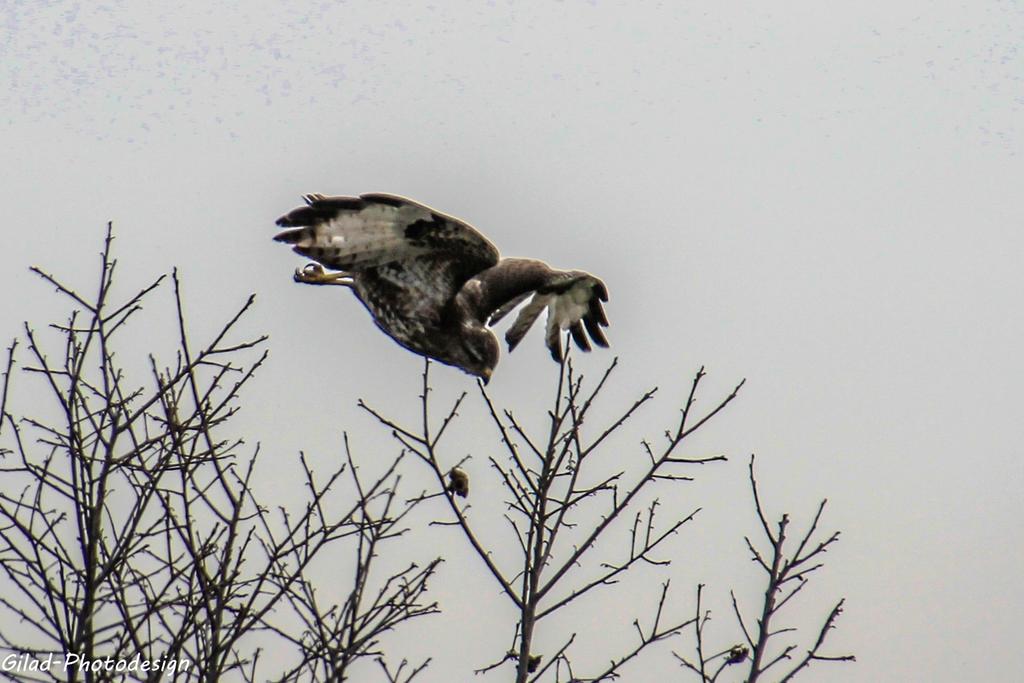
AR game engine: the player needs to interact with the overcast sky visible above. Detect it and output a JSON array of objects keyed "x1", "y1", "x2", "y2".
[{"x1": 2, "y1": 1, "x2": 1022, "y2": 681}]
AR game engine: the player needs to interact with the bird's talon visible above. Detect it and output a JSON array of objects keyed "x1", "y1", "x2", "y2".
[{"x1": 294, "y1": 263, "x2": 326, "y2": 282}]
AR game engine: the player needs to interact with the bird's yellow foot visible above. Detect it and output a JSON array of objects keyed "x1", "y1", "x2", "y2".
[
  {"x1": 294, "y1": 263, "x2": 326, "y2": 282},
  {"x1": 293, "y1": 264, "x2": 353, "y2": 286}
]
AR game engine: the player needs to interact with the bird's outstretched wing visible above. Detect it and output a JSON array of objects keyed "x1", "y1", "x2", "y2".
[
  {"x1": 274, "y1": 193, "x2": 500, "y2": 283},
  {"x1": 470, "y1": 259, "x2": 610, "y2": 362}
]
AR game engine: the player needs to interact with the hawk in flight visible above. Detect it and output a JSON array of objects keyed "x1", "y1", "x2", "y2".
[{"x1": 274, "y1": 193, "x2": 609, "y2": 382}]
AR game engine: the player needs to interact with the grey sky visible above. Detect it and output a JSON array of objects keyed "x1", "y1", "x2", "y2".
[{"x1": 3, "y1": 1, "x2": 1023, "y2": 681}]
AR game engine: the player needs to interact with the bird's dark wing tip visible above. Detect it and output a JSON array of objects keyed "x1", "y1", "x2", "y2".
[
  {"x1": 583, "y1": 314, "x2": 609, "y2": 347},
  {"x1": 547, "y1": 326, "x2": 564, "y2": 362},
  {"x1": 569, "y1": 321, "x2": 592, "y2": 352},
  {"x1": 273, "y1": 226, "x2": 302, "y2": 243}
]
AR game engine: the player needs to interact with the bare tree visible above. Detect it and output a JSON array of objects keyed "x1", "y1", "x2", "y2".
[
  {"x1": 0, "y1": 227, "x2": 439, "y2": 682},
  {"x1": 0, "y1": 226, "x2": 853, "y2": 682},
  {"x1": 675, "y1": 456, "x2": 854, "y2": 682},
  {"x1": 362, "y1": 355, "x2": 777, "y2": 682},
  {"x1": 359, "y1": 344, "x2": 855, "y2": 682}
]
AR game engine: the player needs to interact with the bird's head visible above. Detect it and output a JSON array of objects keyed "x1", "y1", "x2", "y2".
[{"x1": 458, "y1": 327, "x2": 499, "y2": 384}]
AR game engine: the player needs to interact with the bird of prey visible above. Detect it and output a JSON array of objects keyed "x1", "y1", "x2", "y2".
[{"x1": 273, "y1": 192, "x2": 609, "y2": 382}]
